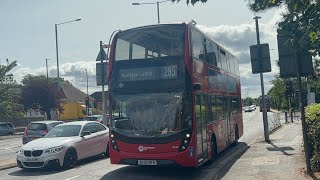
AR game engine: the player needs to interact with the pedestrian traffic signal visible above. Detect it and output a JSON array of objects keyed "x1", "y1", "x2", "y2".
[{"x1": 85, "y1": 97, "x2": 89, "y2": 107}]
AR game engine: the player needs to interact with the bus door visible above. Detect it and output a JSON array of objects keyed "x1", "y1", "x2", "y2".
[
  {"x1": 225, "y1": 96, "x2": 231, "y2": 145},
  {"x1": 195, "y1": 94, "x2": 208, "y2": 162}
]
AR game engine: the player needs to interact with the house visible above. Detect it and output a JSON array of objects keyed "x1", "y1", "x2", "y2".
[
  {"x1": 54, "y1": 82, "x2": 95, "y2": 121},
  {"x1": 90, "y1": 91, "x2": 109, "y2": 112}
]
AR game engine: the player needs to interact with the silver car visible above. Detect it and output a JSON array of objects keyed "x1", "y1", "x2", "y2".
[
  {"x1": 0, "y1": 122, "x2": 15, "y2": 135},
  {"x1": 22, "y1": 121, "x2": 64, "y2": 144},
  {"x1": 17, "y1": 121, "x2": 109, "y2": 169}
]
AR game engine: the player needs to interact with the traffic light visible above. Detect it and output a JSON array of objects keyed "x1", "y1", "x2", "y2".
[
  {"x1": 285, "y1": 81, "x2": 293, "y2": 97},
  {"x1": 85, "y1": 97, "x2": 89, "y2": 107}
]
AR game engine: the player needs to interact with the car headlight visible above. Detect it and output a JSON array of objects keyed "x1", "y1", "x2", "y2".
[
  {"x1": 17, "y1": 149, "x2": 23, "y2": 154},
  {"x1": 44, "y1": 146, "x2": 65, "y2": 154}
]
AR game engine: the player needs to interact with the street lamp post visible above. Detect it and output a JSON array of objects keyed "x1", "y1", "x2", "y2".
[
  {"x1": 132, "y1": 0, "x2": 171, "y2": 24},
  {"x1": 45, "y1": 58, "x2": 50, "y2": 82},
  {"x1": 55, "y1": 19, "x2": 81, "y2": 93},
  {"x1": 85, "y1": 68, "x2": 89, "y2": 115}
]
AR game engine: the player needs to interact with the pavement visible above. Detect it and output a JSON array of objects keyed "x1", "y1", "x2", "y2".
[{"x1": 218, "y1": 120, "x2": 312, "y2": 180}]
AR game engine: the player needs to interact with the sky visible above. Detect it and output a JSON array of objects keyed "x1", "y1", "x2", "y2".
[{"x1": 0, "y1": 0, "x2": 285, "y2": 98}]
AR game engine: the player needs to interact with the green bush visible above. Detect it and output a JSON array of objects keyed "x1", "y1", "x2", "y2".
[{"x1": 305, "y1": 104, "x2": 320, "y2": 171}]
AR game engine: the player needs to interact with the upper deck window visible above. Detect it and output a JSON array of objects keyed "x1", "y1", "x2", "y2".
[{"x1": 115, "y1": 25, "x2": 185, "y2": 61}]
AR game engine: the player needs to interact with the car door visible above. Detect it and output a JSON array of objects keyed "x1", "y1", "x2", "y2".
[
  {"x1": 93, "y1": 123, "x2": 109, "y2": 154},
  {"x1": 78, "y1": 123, "x2": 98, "y2": 158}
]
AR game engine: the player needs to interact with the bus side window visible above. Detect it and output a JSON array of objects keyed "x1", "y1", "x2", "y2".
[
  {"x1": 216, "y1": 96, "x2": 225, "y2": 119},
  {"x1": 216, "y1": 47, "x2": 222, "y2": 69},
  {"x1": 192, "y1": 29, "x2": 205, "y2": 61},
  {"x1": 211, "y1": 95, "x2": 217, "y2": 121},
  {"x1": 205, "y1": 41, "x2": 217, "y2": 66}
]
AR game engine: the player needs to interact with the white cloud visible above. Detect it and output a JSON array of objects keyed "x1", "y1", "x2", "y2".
[
  {"x1": 196, "y1": 8, "x2": 286, "y2": 98},
  {"x1": 11, "y1": 8, "x2": 286, "y2": 98},
  {"x1": 12, "y1": 61, "x2": 102, "y2": 95}
]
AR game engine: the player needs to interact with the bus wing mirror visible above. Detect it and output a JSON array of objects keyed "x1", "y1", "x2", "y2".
[{"x1": 193, "y1": 83, "x2": 201, "y2": 91}]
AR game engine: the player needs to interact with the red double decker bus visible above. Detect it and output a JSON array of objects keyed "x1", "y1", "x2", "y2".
[{"x1": 107, "y1": 22, "x2": 243, "y2": 167}]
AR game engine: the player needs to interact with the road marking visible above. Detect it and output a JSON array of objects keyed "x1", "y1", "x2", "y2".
[
  {"x1": 0, "y1": 146, "x2": 21, "y2": 152},
  {"x1": 65, "y1": 175, "x2": 81, "y2": 180}
]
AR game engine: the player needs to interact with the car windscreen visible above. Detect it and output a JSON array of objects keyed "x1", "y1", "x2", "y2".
[
  {"x1": 85, "y1": 117, "x2": 98, "y2": 121},
  {"x1": 45, "y1": 125, "x2": 82, "y2": 138},
  {"x1": 0, "y1": 124, "x2": 8, "y2": 129},
  {"x1": 27, "y1": 123, "x2": 47, "y2": 131}
]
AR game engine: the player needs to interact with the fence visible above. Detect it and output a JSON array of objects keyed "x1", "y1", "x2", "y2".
[
  {"x1": 268, "y1": 112, "x2": 282, "y2": 132},
  {"x1": 0, "y1": 117, "x2": 45, "y2": 128}
]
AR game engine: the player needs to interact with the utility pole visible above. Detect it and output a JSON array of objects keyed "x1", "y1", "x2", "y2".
[
  {"x1": 100, "y1": 41, "x2": 107, "y2": 124},
  {"x1": 45, "y1": 58, "x2": 50, "y2": 82},
  {"x1": 296, "y1": 53, "x2": 311, "y2": 174},
  {"x1": 254, "y1": 16, "x2": 269, "y2": 142},
  {"x1": 85, "y1": 69, "x2": 89, "y2": 115}
]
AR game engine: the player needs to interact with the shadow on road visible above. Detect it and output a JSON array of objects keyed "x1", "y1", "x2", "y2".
[
  {"x1": 100, "y1": 166, "x2": 203, "y2": 180},
  {"x1": 101, "y1": 142, "x2": 249, "y2": 180},
  {"x1": 216, "y1": 142, "x2": 250, "y2": 179},
  {"x1": 8, "y1": 154, "x2": 107, "y2": 177}
]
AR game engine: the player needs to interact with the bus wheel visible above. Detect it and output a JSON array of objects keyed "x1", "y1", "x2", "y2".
[
  {"x1": 233, "y1": 126, "x2": 239, "y2": 146},
  {"x1": 209, "y1": 136, "x2": 217, "y2": 162}
]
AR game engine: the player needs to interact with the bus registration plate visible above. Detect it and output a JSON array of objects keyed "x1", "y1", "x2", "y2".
[{"x1": 138, "y1": 160, "x2": 157, "y2": 165}]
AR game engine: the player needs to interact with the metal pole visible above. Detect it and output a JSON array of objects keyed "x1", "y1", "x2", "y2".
[
  {"x1": 85, "y1": 69, "x2": 90, "y2": 116},
  {"x1": 55, "y1": 24, "x2": 60, "y2": 120},
  {"x1": 100, "y1": 41, "x2": 107, "y2": 125},
  {"x1": 157, "y1": 1, "x2": 160, "y2": 24},
  {"x1": 55, "y1": 24, "x2": 60, "y2": 93},
  {"x1": 254, "y1": 16, "x2": 269, "y2": 142},
  {"x1": 46, "y1": 58, "x2": 49, "y2": 82},
  {"x1": 296, "y1": 53, "x2": 311, "y2": 174},
  {"x1": 289, "y1": 97, "x2": 293, "y2": 123}
]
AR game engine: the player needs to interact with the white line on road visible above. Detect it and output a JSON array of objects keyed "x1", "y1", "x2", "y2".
[
  {"x1": 0, "y1": 146, "x2": 21, "y2": 152},
  {"x1": 65, "y1": 175, "x2": 81, "y2": 180}
]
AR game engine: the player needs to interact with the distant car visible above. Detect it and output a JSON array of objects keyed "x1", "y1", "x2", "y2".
[
  {"x1": 244, "y1": 106, "x2": 253, "y2": 113},
  {"x1": 250, "y1": 105, "x2": 256, "y2": 111},
  {"x1": 0, "y1": 122, "x2": 15, "y2": 135},
  {"x1": 84, "y1": 115, "x2": 103, "y2": 124},
  {"x1": 22, "y1": 121, "x2": 64, "y2": 144},
  {"x1": 17, "y1": 121, "x2": 109, "y2": 169}
]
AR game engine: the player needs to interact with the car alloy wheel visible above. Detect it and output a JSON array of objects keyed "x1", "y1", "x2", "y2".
[{"x1": 63, "y1": 149, "x2": 77, "y2": 169}]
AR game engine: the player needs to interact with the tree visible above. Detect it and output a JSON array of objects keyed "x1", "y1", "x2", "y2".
[
  {"x1": 21, "y1": 75, "x2": 63, "y2": 120},
  {"x1": 0, "y1": 59, "x2": 24, "y2": 120},
  {"x1": 248, "y1": 0, "x2": 320, "y2": 56},
  {"x1": 171, "y1": 0, "x2": 207, "y2": 5}
]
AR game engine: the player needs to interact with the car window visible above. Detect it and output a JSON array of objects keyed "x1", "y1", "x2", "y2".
[
  {"x1": 28, "y1": 123, "x2": 47, "y2": 130},
  {"x1": 85, "y1": 117, "x2": 98, "y2": 121},
  {"x1": 50, "y1": 122, "x2": 60, "y2": 128},
  {"x1": 45, "y1": 125, "x2": 82, "y2": 137},
  {"x1": 95, "y1": 124, "x2": 106, "y2": 132},
  {"x1": 82, "y1": 123, "x2": 97, "y2": 134},
  {"x1": 0, "y1": 124, "x2": 8, "y2": 129},
  {"x1": 6, "y1": 123, "x2": 13, "y2": 128}
]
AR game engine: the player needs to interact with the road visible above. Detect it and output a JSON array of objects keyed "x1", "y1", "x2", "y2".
[
  {"x1": 0, "y1": 109, "x2": 274, "y2": 180},
  {"x1": 0, "y1": 135, "x2": 22, "y2": 162}
]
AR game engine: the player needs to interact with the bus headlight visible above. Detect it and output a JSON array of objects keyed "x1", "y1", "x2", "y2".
[
  {"x1": 110, "y1": 133, "x2": 119, "y2": 152},
  {"x1": 179, "y1": 131, "x2": 192, "y2": 152}
]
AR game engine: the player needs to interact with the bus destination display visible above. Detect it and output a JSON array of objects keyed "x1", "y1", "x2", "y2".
[{"x1": 119, "y1": 65, "x2": 177, "y2": 82}]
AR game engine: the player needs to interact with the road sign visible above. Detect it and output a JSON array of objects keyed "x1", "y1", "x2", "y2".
[
  {"x1": 250, "y1": 43, "x2": 271, "y2": 74},
  {"x1": 96, "y1": 62, "x2": 108, "y2": 86},
  {"x1": 277, "y1": 34, "x2": 314, "y2": 78},
  {"x1": 96, "y1": 49, "x2": 107, "y2": 61}
]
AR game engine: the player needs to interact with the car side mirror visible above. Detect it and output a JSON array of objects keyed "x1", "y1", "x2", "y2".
[{"x1": 81, "y1": 131, "x2": 91, "y2": 137}]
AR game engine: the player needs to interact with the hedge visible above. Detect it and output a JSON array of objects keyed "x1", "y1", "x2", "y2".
[{"x1": 305, "y1": 104, "x2": 320, "y2": 171}]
